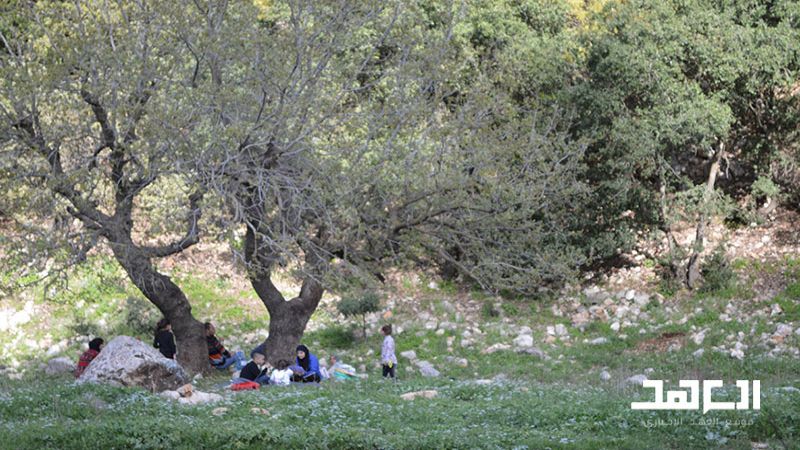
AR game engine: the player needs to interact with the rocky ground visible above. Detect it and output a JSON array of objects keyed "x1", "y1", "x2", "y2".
[
  {"x1": 1, "y1": 211, "x2": 798, "y2": 390},
  {"x1": 0, "y1": 213, "x2": 799, "y2": 449}
]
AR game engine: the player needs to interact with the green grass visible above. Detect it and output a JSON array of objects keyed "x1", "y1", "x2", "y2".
[
  {"x1": 0, "y1": 375, "x2": 797, "y2": 449},
  {"x1": 772, "y1": 281, "x2": 800, "y2": 322},
  {"x1": 2, "y1": 255, "x2": 800, "y2": 448},
  {"x1": 305, "y1": 325, "x2": 356, "y2": 350}
]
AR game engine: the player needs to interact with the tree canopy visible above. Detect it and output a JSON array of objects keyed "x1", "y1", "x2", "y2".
[{"x1": 1, "y1": 0, "x2": 798, "y2": 364}]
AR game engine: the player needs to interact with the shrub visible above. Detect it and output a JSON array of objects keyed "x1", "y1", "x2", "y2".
[
  {"x1": 480, "y1": 301, "x2": 500, "y2": 319},
  {"x1": 656, "y1": 246, "x2": 687, "y2": 297},
  {"x1": 337, "y1": 291, "x2": 381, "y2": 340},
  {"x1": 699, "y1": 245, "x2": 737, "y2": 294}
]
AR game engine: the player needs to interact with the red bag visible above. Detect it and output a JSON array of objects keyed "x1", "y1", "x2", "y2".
[{"x1": 231, "y1": 381, "x2": 260, "y2": 391}]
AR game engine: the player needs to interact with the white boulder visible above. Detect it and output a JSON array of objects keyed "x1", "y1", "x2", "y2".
[{"x1": 76, "y1": 336, "x2": 188, "y2": 392}]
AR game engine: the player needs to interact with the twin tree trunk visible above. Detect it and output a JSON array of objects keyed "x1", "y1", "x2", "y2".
[
  {"x1": 244, "y1": 219, "x2": 326, "y2": 364},
  {"x1": 111, "y1": 244, "x2": 209, "y2": 374},
  {"x1": 250, "y1": 273, "x2": 325, "y2": 364}
]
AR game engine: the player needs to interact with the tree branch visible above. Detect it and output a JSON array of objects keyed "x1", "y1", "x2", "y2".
[
  {"x1": 140, "y1": 189, "x2": 204, "y2": 258},
  {"x1": 13, "y1": 106, "x2": 111, "y2": 230}
]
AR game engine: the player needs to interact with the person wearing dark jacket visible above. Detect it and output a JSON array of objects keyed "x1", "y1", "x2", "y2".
[
  {"x1": 153, "y1": 318, "x2": 176, "y2": 359},
  {"x1": 234, "y1": 351, "x2": 270, "y2": 385},
  {"x1": 292, "y1": 344, "x2": 321, "y2": 383}
]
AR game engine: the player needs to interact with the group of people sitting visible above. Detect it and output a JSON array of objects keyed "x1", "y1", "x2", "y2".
[
  {"x1": 74, "y1": 319, "x2": 397, "y2": 386},
  {"x1": 152, "y1": 319, "x2": 246, "y2": 370},
  {"x1": 233, "y1": 344, "x2": 323, "y2": 387}
]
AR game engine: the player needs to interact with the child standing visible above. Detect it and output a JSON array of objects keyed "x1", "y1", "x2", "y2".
[
  {"x1": 153, "y1": 318, "x2": 176, "y2": 359},
  {"x1": 380, "y1": 324, "x2": 397, "y2": 379}
]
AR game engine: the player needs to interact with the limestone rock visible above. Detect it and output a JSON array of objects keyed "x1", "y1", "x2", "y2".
[
  {"x1": 400, "y1": 350, "x2": 417, "y2": 361},
  {"x1": 513, "y1": 334, "x2": 534, "y2": 348},
  {"x1": 730, "y1": 342, "x2": 747, "y2": 360},
  {"x1": 571, "y1": 311, "x2": 590, "y2": 327},
  {"x1": 445, "y1": 356, "x2": 469, "y2": 367},
  {"x1": 770, "y1": 324, "x2": 793, "y2": 345},
  {"x1": 400, "y1": 390, "x2": 438, "y2": 401},
  {"x1": 76, "y1": 336, "x2": 188, "y2": 392},
  {"x1": 516, "y1": 347, "x2": 547, "y2": 359},
  {"x1": 180, "y1": 391, "x2": 223, "y2": 405},
  {"x1": 416, "y1": 360, "x2": 440, "y2": 377},
  {"x1": 691, "y1": 329, "x2": 708, "y2": 346},
  {"x1": 633, "y1": 293, "x2": 650, "y2": 307},
  {"x1": 626, "y1": 374, "x2": 648, "y2": 386},
  {"x1": 45, "y1": 357, "x2": 75, "y2": 376},
  {"x1": 481, "y1": 343, "x2": 511, "y2": 355}
]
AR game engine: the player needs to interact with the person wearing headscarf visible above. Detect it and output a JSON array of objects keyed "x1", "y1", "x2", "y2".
[
  {"x1": 292, "y1": 344, "x2": 321, "y2": 382},
  {"x1": 250, "y1": 342, "x2": 267, "y2": 359}
]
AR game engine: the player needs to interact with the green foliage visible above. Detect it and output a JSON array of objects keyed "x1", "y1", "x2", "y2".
[
  {"x1": 304, "y1": 325, "x2": 355, "y2": 350},
  {"x1": 656, "y1": 245, "x2": 687, "y2": 297},
  {"x1": 500, "y1": 302, "x2": 519, "y2": 316},
  {"x1": 569, "y1": 0, "x2": 800, "y2": 270},
  {"x1": 480, "y1": 301, "x2": 500, "y2": 319},
  {"x1": 773, "y1": 281, "x2": 800, "y2": 322},
  {"x1": 751, "y1": 176, "x2": 782, "y2": 201},
  {"x1": 337, "y1": 291, "x2": 381, "y2": 340},
  {"x1": 699, "y1": 245, "x2": 737, "y2": 294},
  {"x1": 437, "y1": 279, "x2": 458, "y2": 295},
  {"x1": 3, "y1": 0, "x2": 800, "y2": 359},
  {"x1": 337, "y1": 291, "x2": 381, "y2": 319},
  {"x1": 122, "y1": 296, "x2": 161, "y2": 336}
]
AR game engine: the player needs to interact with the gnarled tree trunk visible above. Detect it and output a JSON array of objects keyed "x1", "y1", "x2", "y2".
[
  {"x1": 255, "y1": 287, "x2": 323, "y2": 364},
  {"x1": 245, "y1": 223, "x2": 325, "y2": 364},
  {"x1": 111, "y1": 242, "x2": 209, "y2": 374}
]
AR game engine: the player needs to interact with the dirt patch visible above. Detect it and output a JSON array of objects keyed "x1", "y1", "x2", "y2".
[{"x1": 630, "y1": 331, "x2": 686, "y2": 354}]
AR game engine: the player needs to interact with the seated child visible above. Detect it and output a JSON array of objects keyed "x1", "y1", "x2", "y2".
[
  {"x1": 233, "y1": 351, "x2": 270, "y2": 386},
  {"x1": 74, "y1": 337, "x2": 104, "y2": 378},
  {"x1": 269, "y1": 359, "x2": 293, "y2": 386},
  {"x1": 325, "y1": 354, "x2": 363, "y2": 381}
]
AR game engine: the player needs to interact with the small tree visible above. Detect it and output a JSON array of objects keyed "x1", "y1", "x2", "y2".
[{"x1": 337, "y1": 291, "x2": 381, "y2": 341}]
